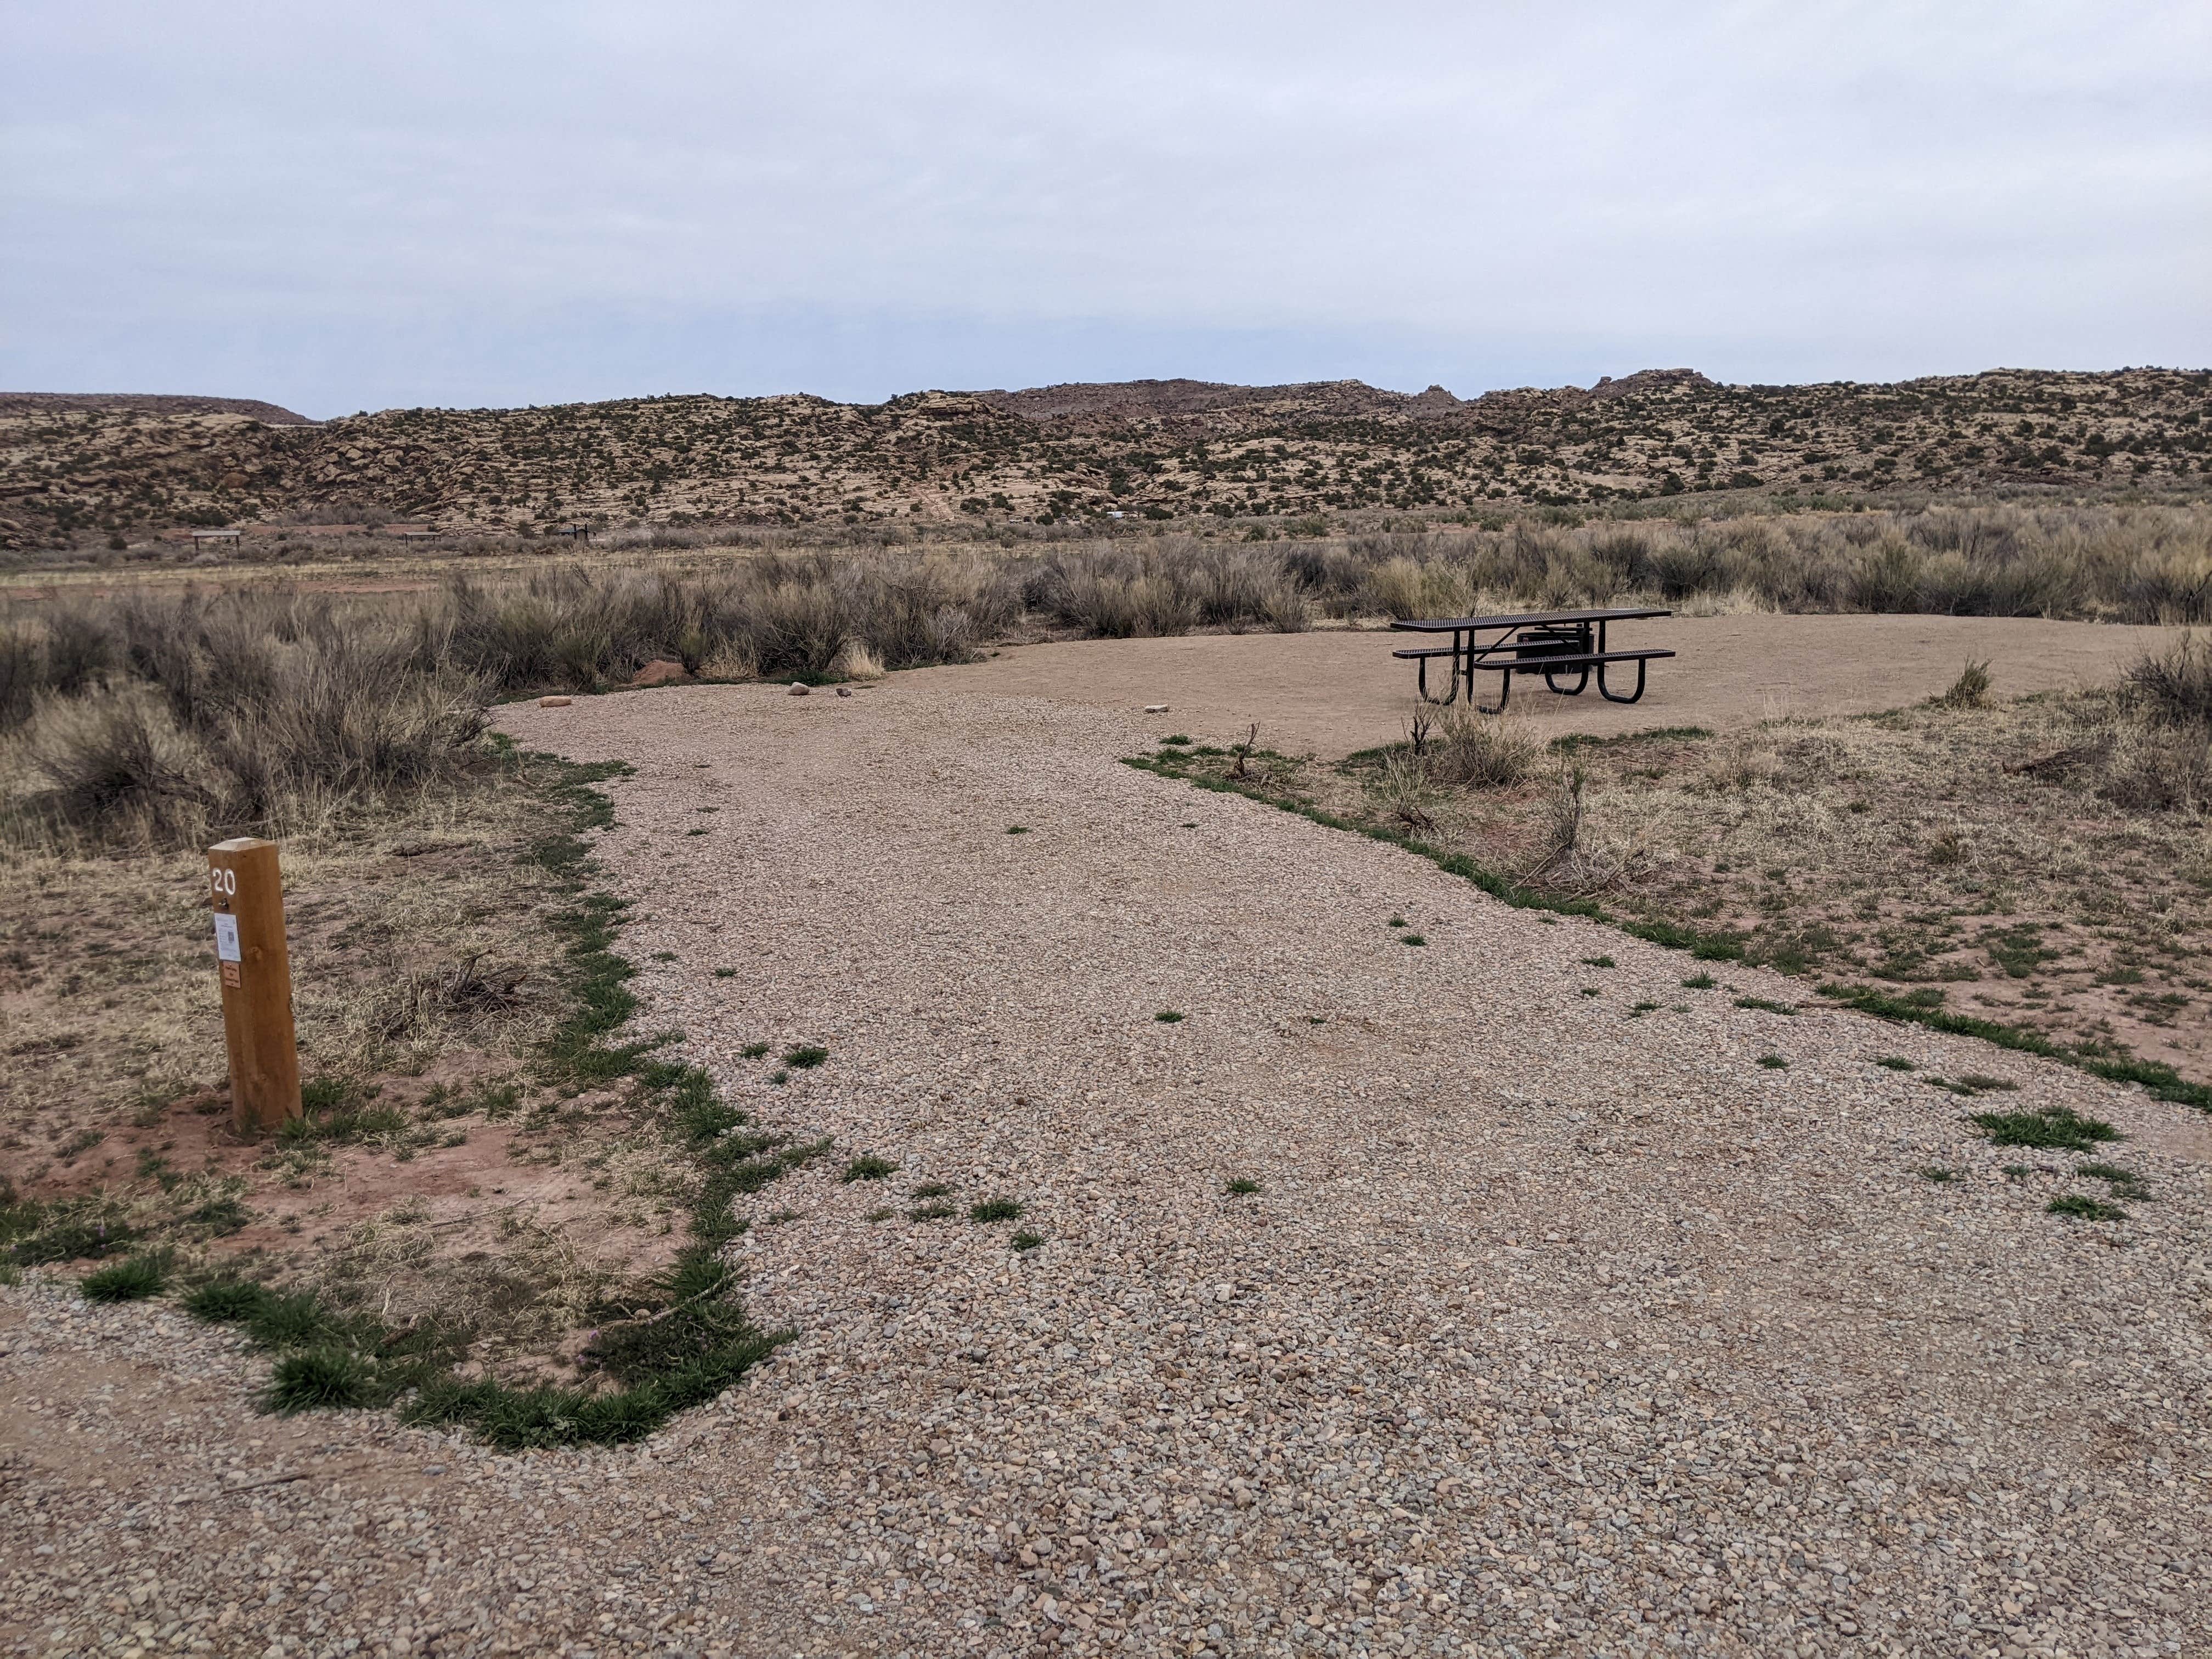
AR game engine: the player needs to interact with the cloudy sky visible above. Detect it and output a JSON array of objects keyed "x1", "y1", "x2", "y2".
[{"x1": 3, "y1": 1, "x2": 2207, "y2": 416}]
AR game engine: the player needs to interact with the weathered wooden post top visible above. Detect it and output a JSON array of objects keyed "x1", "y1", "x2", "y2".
[{"x1": 206, "y1": 836, "x2": 303, "y2": 1132}]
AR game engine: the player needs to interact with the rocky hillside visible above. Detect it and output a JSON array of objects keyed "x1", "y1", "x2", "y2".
[{"x1": 3, "y1": 368, "x2": 2206, "y2": 551}]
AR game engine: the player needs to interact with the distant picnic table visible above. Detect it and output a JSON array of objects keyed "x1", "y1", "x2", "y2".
[{"x1": 1391, "y1": 606, "x2": 1674, "y2": 713}]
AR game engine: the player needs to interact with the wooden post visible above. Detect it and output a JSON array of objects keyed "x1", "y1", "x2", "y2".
[{"x1": 207, "y1": 837, "x2": 302, "y2": 1132}]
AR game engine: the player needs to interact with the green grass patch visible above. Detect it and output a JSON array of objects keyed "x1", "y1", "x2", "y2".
[
  {"x1": 1816, "y1": 981, "x2": 2212, "y2": 1112},
  {"x1": 842, "y1": 1154, "x2": 896, "y2": 1182},
  {"x1": 1402, "y1": 934, "x2": 1427, "y2": 947},
  {"x1": 969, "y1": 1197, "x2": 1024, "y2": 1222},
  {"x1": 782, "y1": 1045, "x2": 829, "y2": 1069},
  {"x1": 81, "y1": 1252, "x2": 168, "y2": 1302},
  {"x1": 1758, "y1": 1055, "x2": 1790, "y2": 1070},
  {"x1": 1970, "y1": 1105, "x2": 2120, "y2": 1151},
  {"x1": 2046, "y1": 1194, "x2": 2127, "y2": 1222},
  {"x1": 909, "y1": 1202, "x2": 958, "y2": 1222},
  {"x1": 1011, "y1": 1231, "x2": 1045, "y2": 1251},
  {"x1": 1583, "y1": 955, "x2": 1616, "y2": 969},
  {"x1": 1734, "y1": 996, "x2": 1797, "y2": 1015},
  {"x1": 2076, "y1": 1161, "x2": 2150, "y2": 1197},
  {"x1": 1551, "y1": 726, "x2": 1713, "y2": 751},
  {"x1": 1876, "y1": 1056, "x2": 1916, "y2": 1071},
  {"x1": 1154, "y1": 1010, "x2": 1184, "y2": 1023},
  {"x1": 1682, "y1": 972, "x2": 1717, "y2": 990},
  {"x1": 1224, "y1": 1177, "x2": 1262, "y2": 1195},
  {"x1": 184, "y1": 1277, "x2": 272, "y2": 1323},
  {"x1": 8, "y1": 1201, "x2": 137, "y2": 1266}
]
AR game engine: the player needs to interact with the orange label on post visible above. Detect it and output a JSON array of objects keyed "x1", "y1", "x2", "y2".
[{"x1": 207, "y1": 837, "x2": 302, "y2": 1132}]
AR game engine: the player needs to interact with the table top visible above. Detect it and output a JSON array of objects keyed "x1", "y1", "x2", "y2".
[{"x1": 1389, "y1": 606, "x2": 1672, "y2": 633}]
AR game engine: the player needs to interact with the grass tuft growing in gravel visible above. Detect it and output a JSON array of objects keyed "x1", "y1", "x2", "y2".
[
  {"x1": 1225, "y1": 1177, "x2": 1262, "y2": 1195},
  {"x1": 1010, "y1": 1231, "x2": 1045, "y2": 1251},
  {"x1": 80, "y1": 1253, "x2": 168, "y2": 1302},
  {"x1": 1758, "y1": 1054, "x2": 1790, "y2": 1070},
  {"x1": 842, "y1": 1154, "x2": 896, "y2": 1182},
  {"x1": 1970, "y1": 1104, "x2": 2120, "y2": 1151},
  {"x1": 184, "y1": 1277, "x2": 272, "y2": 1323},
  {"x1": 2046, "y1": 1193, "x2": 2127, "y2": 1222},
  {"x1": 969, "y1": 1197, "x2": 1024, "y2": 1222},
  {"x1": 1154, "y1": 1010, "x2": 1184, "y2": 1023},
  {"x1": 782, "y1": 1045, "x2": 829, "y2": 1069},
  {"x1": 2076, "y1": 1161, "x2": 2151, "y2": 1199}
]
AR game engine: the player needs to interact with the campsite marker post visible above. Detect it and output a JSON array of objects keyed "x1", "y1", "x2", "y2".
[{"x1": 207, "y1": 837, "x2": 302, "y2": 1132}]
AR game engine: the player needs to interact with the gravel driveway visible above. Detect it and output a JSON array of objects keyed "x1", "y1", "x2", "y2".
[{"x1": 6, "y1": 681, "x2": 2208, "y2": 1659}]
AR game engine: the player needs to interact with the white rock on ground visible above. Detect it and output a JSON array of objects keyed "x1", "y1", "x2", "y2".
[{"x1": 4, "y1": 680, "x2": 2208, "y2": 1659}]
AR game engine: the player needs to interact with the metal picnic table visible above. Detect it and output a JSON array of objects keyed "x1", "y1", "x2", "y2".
[{"x1": 1390, "y1": 606, "x2": 1674, "y2": 713}]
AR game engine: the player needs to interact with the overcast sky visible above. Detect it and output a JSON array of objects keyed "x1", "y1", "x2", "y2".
[{"x1": 3, "y1": 1, "x2": 2207, "y2": 417}]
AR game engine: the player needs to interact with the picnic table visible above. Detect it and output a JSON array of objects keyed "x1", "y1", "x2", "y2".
[{"x1": 1390, "y1": 606, "x2": 1674, "y2": 713}]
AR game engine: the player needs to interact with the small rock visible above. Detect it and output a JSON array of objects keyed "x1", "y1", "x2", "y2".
[
  {"x1": 836, "y1": 686, "x2": 853, "y2": 698},
  {"x1": 538, "y1": 695, "x2": 572, "y2": 708},
  {"x1": 789, "y1": 683, "x2": 810, "y2": 697},
  {"x1": 1144, "y1": 704, "x2": 1170, "y2": 714}
]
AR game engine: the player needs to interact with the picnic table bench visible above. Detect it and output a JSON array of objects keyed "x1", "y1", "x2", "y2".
[{"x1": 1391, "y1": 606, "x2": 1674, "y2": 713}]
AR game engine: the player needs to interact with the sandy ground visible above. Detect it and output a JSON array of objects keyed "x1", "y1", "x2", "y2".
[
  {"x1": 910, "y1": 617, "x2": 2185, "y2": 757},
  {"x1": 4, "y1": 679, "x2": 2208, "y2": 1659}
]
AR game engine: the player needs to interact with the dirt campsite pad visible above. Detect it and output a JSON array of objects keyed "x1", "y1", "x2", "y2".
[
  {"x1": 5, "y1": 679, "x2": 2209, "y2": 1659},
  {"x1": 912, "y1": 614, "x2": 2186, "y2": 757}
]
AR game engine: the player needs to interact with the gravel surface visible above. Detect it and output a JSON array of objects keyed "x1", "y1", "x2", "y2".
[{"x1": 7, "y1": 679, "x2": 2209, "y2": 1659}]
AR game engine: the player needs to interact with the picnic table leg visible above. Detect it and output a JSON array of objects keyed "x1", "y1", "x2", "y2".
[
  {"x1": 1597, "y1": 657, "x2": 1650, "y2": 704},
  {"x1": 1476, "y1": 667, "x2": 1513, "y2": 715},
  {"x1": 1414, "y1": 652, "x2": 1462, "y2": 705}
]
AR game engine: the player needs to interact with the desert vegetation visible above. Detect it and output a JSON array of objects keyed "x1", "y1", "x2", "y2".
[
  {"x1": 9, "y1": 504, "x2": 2212, "y2": 848},
  {"x1": 3, "y1": 365, "x2": 2204, "y2": 552}
]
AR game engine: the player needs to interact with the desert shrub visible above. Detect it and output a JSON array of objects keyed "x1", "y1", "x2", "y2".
[
  {"x1": 1431, "y1": 708, "x2": 1539, "y2": 788},
  {"x1": 4, "y1": 591, "x2": 489, "y2": 847},
  {"x1": 1038, "y1": 545, "x2": 1198, "y2": 637},
  {"x1": 1259, "y1": 578, "x2": 1313, "y2": 632},
  {"x1": 1938, "y1": 659, "x2": 1993, "y2": 708},
  {"x1": 0, "y1": 619, "x2": 42, "y2": 725},
  {"x1": 2125, "y1": 633, "x2": 2212, "y2": 725},
  {"x1": 2097, "y1": 719, "x2": 2212, "y2": 813}
]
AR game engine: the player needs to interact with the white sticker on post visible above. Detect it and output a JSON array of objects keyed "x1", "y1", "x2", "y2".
[{"x1": 214, "y1": 913, "x2": 242, "y2": 963}]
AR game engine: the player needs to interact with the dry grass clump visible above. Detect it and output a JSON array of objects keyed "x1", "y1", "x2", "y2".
[
  {"x1": 2124, "y1": 631, "x2": 2212, "y2": 725},
  {"x1": 4, "y1": 592, "x2": 488, "y2": 848},
  {"x1": 1313, "y1": 503, "x2": 2212, "y2": 624},
  {"x1": 1031, "y1": 540, "x2": 1310, "y2": 637},
  {"x1": 1938, "y1": 659, "x2": 1994, "y2": 708},
  {"x1": 433, "y1": 551, "x2": 1020, "y2": 690},
  {"x1": 1430, "y1": 707, "x2": 1541, "y2": 788}
]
